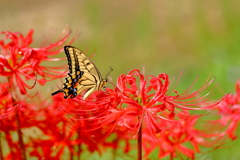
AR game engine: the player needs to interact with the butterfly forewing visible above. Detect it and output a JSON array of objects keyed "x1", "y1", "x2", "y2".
[
  {"x1": 64, "y1": 46, "x2": 81, "y2": 75},
  {"x1": 71, "y1": 47, "x2": 102, "y2": 81}
]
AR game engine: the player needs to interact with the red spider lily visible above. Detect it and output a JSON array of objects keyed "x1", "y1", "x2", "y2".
[
  {"x1": 59, "y1": 69, "x2": 224, "y2": 159},
  {"x1": 0, "y1": 83, "x2": 21, "y2": 119},
  {"x1": 52, "y1": 94, "x2": 130, "y2": 156},
  {"x1": 142, "y1": 114, "x2": 225, "y2": 160},
  {"x1": 24, "y1": 96, "x2": 80, "y2": 159},
  {"x1": 213, "y1": 80, "x2": 240, "y2": 140},
  {"x1": 0, "y1": 93, "x2": 80, "y2": 159},
  {"x1": 0, "y1": 28, "x2": 101, "y2": 160},
  {"x1": 0, "y1": 28, "x2": 76, "y2": 95},
  {"x1": 0, "y1": 92, "x2": 35, "y2": 159},
  {"x1": 68, "y1": 69, "x2": 222, "y2": 135}
]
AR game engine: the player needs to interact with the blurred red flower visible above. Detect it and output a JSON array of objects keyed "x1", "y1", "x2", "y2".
[
  {"x1": 214, "y1": 80, "x2": 240, "y2": 140},
  {"x1": 51, "y1": 94, "x2": 131, "y2": 158},
  {"x1": 142, "y1": 114, "x2": 225, "y2": 160},
  {"x1": 0, "y1": 83, "x2": 20, "y2": 119},
  {"x1": 0, "y1": 28, "x2": 76, "y2": 95},
  {"x1": 0, "y1": 27, "x2": 232, "y2": 160},
  {"x1": 0, "y1": 28, "x2": 82, "y2": 159}
]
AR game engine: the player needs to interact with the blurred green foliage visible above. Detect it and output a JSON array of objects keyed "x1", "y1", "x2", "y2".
[{"x1": 1, "y1": 0, "x2": 240, "y2": 159}]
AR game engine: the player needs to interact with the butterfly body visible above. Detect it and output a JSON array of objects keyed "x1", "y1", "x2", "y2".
[{"x1": 51, "y1": 46, "x2": 112, "y2": 100}]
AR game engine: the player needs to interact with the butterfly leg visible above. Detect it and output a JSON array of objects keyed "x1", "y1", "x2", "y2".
[{"x1": 51, "y1": 89, "x2": 62, "y2": 96}]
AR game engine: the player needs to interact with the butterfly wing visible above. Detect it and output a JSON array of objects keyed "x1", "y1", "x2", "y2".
[
  {"x1": 65, "y1": 46, "x2": 104, "y2": 99},
  {"x1": 52, "y1": 46, "x2": 104, "y2": 99},
  {"x1": 64, "y1": 46, "x2": 102, "y2": 79}
]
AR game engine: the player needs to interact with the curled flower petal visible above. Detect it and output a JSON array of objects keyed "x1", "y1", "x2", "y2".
[{"x1": 0, "y1": 28, "x2": 77, "y2": 95}]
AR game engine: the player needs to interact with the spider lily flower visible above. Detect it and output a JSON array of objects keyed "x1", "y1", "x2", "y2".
[
  {"x1": 0, "y1": 28, "x2": 76, "y2": 95},
  {"x1": 51, "y1": 94, "x2": 131, "y2": 158},
  {"x1": 0, "y1": 82, "x2": 21, "y2": 119},
  {"x1": 213, "y1": 80, "x2": 240, "y2": 140},
  {"x1": 65, "y1": 69, "x2": 224, "y2": 139},
  {"x1": 0, "y1": 92, "x2": 80, "y2": 159},
  {"x1": 56, "y1": 69, "x2": 225, "y2": 160},
  {"x1": 142, "y1": 115, "x2": 225, "y2": 160},
  {"x1": 0, "y1": 84, "x2": 37, "y2": 159}
]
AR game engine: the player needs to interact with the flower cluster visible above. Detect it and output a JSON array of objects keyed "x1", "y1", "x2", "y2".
[
  {"x1": 68, "y1": 70, "x2": 221, "y2": 131},
  {"x1": 0, "y1": 28, "x2": 239, "y2": 160},
  {"x1": 0, "y1": 28, "x2": 129, "y2": 159},
  {"x1": 0, "y1": 29, "x2": 84, "y2": 159},
  {"x1": 60, "y1": 69, "x2": 228, "y2": 159}
]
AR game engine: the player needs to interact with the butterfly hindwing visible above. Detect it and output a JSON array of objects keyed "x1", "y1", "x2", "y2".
[
  {"x1": 75, "y1": 72, "x2": 99, "y2": 99},
  {"x1": 64, "y1": 46, "x2": 82, "y2": 75}
]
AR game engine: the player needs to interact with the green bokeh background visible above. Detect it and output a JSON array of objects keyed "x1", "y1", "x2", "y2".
[{"x1": 1, "y1": 0, "x2": 240, "y2": 159}]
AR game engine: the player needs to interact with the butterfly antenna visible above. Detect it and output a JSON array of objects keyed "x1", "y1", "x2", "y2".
[{"x1": 105, "y1": 67, "x2": 113, "y2": 79}]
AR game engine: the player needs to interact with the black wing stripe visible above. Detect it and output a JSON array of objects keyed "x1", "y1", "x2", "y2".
[
  {"x1": 72, "y1": 47, "x2": 80, "y2": 73},
  {"x1": 64, "y1": 46, "x2": 73, "y2": 73}
]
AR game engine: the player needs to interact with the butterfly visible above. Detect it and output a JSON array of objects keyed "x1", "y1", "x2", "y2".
[{"x1": 51, "y1": 46, "x2": 113, "y2": 100}]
